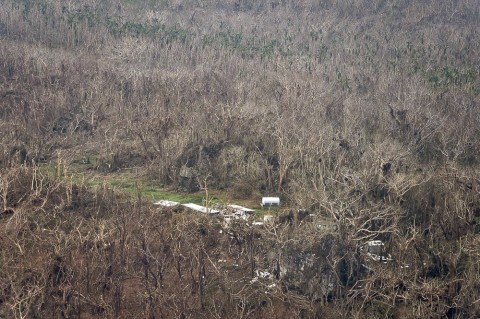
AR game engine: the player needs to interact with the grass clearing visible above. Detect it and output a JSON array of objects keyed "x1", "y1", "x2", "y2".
[{"x1": 38, "y1": 160, "x2": 285, "y2": 217}]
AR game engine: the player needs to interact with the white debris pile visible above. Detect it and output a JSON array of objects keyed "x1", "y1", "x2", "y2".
[
  {"x1": 361, "y1": 240, "x2": 392, "y2": 263},
  {"x1": 154, "y1": 200, "x2": 180, "y2": 207},
  {"x1": 181, "y1": 203, "x2": 220, "y2": 214}
]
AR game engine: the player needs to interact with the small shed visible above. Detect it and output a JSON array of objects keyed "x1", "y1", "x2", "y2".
[{"x1": 261, "y1": 197, "x2": 280, "y2": 207}]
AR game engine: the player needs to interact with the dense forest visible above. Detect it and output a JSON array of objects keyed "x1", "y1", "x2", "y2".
[{"x1": 0, "y1": 0, "x2": 479, "y2": 318}]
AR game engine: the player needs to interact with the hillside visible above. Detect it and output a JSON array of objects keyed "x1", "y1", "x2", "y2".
[{"x1": 0, "y1": 0, "x2": 479, "y2": 318}]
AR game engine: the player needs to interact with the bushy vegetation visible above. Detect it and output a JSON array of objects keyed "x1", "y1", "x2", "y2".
[{"x1": 0, "y1": 0, "x2": 479, "y2": 317}]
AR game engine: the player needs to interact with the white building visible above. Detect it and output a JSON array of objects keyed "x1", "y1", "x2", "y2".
[{"x1": 261, "y1": 197, "x2": 280, "y2": 207}]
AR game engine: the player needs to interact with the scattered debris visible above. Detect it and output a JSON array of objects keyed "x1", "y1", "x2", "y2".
[
  {"x1": 226, "y1": 204, "x2": 255, "y2": 219},
  {"x1": 219, "y1": 204, "x2": 255, "y2": 223},
  {"x1": 256, "y1": 270, "x2": 272, "y2": 279},
  {"x1": 181, "y1": 203, "x2": 220, "y2": 214},
  {"x1": 153, "y1": 200, "x2": 180, "y2": 207},
  {"x1": 263, "y1": 215, "x2": 275, "y2": 224},
  {"x1": 251, "y1": 269, "x2": 273, "y2": 283},
  {"x1": 316, "y1": 220, "x2": 338, "y2": 231},
  {"x1": 155, "y1": 199, "x2": 257, "y2": 223},
  {"x1": 362, "y1": 240, "x2": 392, "y2": 263}
]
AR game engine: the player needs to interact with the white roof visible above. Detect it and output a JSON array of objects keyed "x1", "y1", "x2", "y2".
[
  {"x1": 154, "y1": 200, "x2": 180, "y2": 207},
  {"x1": 227, "y1": 204, "x2": 255, "y2": 213},
  {"x1": 182, "y1": 203, "x2": 220, "y2": 214},
  {"x1": 262, "y1": 197, "x2": 280, "y2": 203}
]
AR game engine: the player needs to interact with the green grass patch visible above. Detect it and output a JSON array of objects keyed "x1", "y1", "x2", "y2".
[
  {"x1": 66, "y1": 168, "x2": 223, "y2": 206},
  {"x1": 38, "y1": 160, "x2": 287, "y2": 217},
  {"x1": 253, "y1": 207, "x2": 282, "y2": 216}
]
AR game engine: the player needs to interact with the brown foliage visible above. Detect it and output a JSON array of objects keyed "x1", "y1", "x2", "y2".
[{"x1": 0, "y1": 0, "x2": 479, "y2": 317}]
